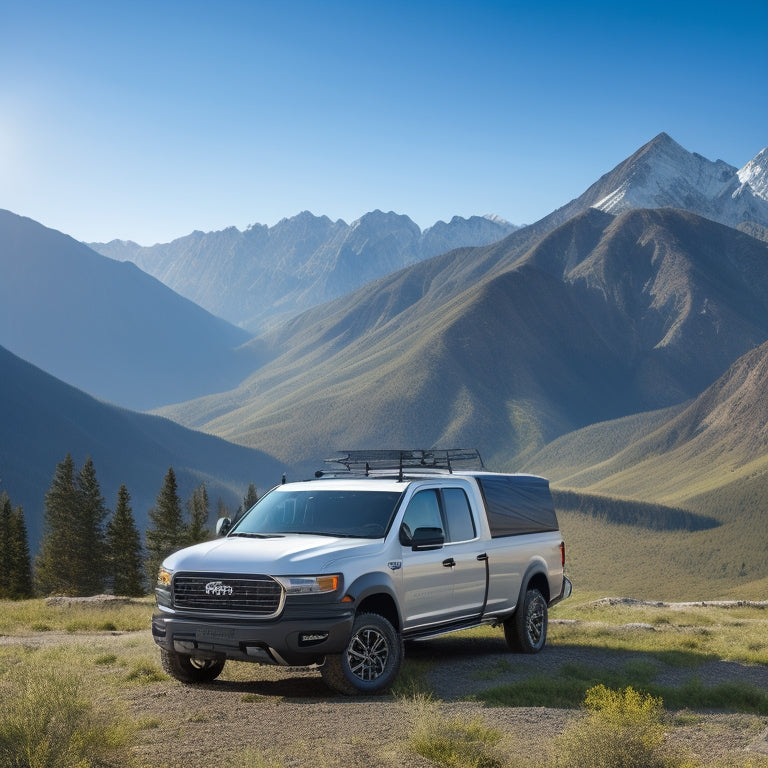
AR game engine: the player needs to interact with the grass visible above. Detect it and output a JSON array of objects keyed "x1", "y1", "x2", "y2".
[
  {"x1": 551, "y1": 598, "x2": 768, "y2": 665},
  {"x1": 2, "y1": 599, "x2": 768, "y2": 767},
  {"x1": 419, "y1": 600, "x2": 768, "y2": 716},
  {"x1": 403, "y1": 684, "x2": 768, "y2": 768},
  {"x1": 0, "y1": 649, "x2": 136, "y2": 768},
  {"x1": 475, "y1": 662, "x2": 768, "y2": 714},
  {"x1": 405, "y1": 693, "x2": 509, "y2": 768},
  {"x1": 0, "y1": 596, "x2": 155, "y2": 634},
  {"x1": 391, "y1": 654, "x2": 435, "y2": 698}
]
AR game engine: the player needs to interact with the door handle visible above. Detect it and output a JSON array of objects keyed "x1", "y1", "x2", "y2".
[
  {"x1": 442, "y1": 557, "x2": 455, "y2": 568},
  {"x1": 477, "y1": 553, "x2": 488, "y2": 561}
]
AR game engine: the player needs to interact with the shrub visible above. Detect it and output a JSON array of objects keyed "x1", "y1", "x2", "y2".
[
  {"x1": 407, "y1": 694, "x2": 508, "y2": 768},
  {"x1": 555, "y1": 685, "x2": 684, "y2": 768},
  {"x1": 0, "y1": 663, "x2": 133, "y2": 767}
]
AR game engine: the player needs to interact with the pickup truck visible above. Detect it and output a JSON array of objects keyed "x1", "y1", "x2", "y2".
[{"x1": 152, "y1": 449, "x2": 572, "y2": 694}]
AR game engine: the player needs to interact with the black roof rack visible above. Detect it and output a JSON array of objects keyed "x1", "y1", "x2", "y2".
[{"x1": 322, "y1": 449, "x2": 484, "y2": 480}]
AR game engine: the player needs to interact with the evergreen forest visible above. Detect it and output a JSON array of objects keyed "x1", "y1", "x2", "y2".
[{"x1": 0, "y1": 454, "x2": 260, "y2": 598}]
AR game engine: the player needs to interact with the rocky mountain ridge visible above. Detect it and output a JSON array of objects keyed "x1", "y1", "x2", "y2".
[
  {"x1": 158, "y1": 206, "x2": 768, "y2": 474},
  {"x1": 91, "y1": 211, "x2": 518, "y2": 331}
]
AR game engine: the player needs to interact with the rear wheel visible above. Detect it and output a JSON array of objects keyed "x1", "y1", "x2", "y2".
[
  {"x1": 160, "y1": 648, "x2": 225, "y2": 683},
  {"x1": 321, "y1": 612, "x2": 403, "y2": 695},
  {"x1": 504, "y1": 587, "x2": 548, "y2": 653}
]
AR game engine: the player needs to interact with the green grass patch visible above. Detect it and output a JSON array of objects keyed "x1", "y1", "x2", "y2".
[
  {"x1": 124, "y1": 660, "x2": 166, "y2": 683},
  {"x1": 550, "y1": 600, "x2": 768, "y2": 666},
  {"x1": 241, "y1": 692, "x2": 263, "y2": 703},
  {"x1": 474, "y1": 660, "x2": 768, "y2": 715},
  {"x1": 0, "y1": 596, "x2": 154, "y2": 634},
  {"x1": 658, "y1": 678, "x2": 768, "y2": 714}
]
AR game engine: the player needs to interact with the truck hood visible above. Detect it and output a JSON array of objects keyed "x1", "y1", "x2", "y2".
[{"x1": 163, "y1": 534, "x2": 382, "y2": 575}]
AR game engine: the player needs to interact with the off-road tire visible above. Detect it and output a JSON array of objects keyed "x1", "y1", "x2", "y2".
[
  {"x1": 321, "y1": 612, "x2": 403, "y2": 695},
  {"x1": 504, "y1": 587, "x2": 548, "y2": 653},
  {"x1": 160, "y1": 648, "x2": 226, "y2": 683}
]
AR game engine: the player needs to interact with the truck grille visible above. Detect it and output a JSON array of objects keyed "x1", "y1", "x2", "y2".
[{"x1": 172, "y1": 574, "x2": 283, "y2": 616}]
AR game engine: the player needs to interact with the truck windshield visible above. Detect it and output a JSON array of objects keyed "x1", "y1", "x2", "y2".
[{"x1": 231, "y1": 489, "x2": 403, "y2": 539}]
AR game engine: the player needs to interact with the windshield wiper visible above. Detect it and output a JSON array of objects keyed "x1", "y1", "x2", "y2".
[
  {"x1": 230, "y1": 532, "x2": 283, "y2": 539},
  {"x1": 283, "y1": 531, "x2": 365, "y2": 538}
]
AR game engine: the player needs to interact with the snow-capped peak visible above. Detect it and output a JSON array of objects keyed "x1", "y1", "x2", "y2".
[
  {"x1": 483, "y1": 213, "x2": 512, "y2": 226},
  {"x1": 738, "y1": 147, "x2": 768, "y2": 201},
  {"x1": 589, "y1": 134, "x2": 768, "y2": 229}
]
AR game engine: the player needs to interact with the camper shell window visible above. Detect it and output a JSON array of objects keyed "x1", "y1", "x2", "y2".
[{"x1": 476, "y1": 474, "x2": 558, "y2": 537}]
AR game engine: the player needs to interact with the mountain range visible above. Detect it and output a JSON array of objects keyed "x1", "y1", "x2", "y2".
[
  {"x1": 3, "y1": 131, "x2": 768, "y2": 598},
  {"x1": 90, "y1": 211, "x2": 519, "y2": 332},
  {"x1": 157, "y1": 205, "x2": 768, "y2": 469}
]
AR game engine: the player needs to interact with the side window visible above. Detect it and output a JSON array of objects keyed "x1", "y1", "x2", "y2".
[
  {"x1": 401, "y1": 489, "x2": 443, "y2": 539},
  {"x1": 442, "y1": 488, "x2": 476, "y2": 542}
]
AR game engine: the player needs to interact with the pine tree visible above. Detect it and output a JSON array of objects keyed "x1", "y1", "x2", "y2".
[
  {"x1": 76, "y1": 456, "x2": 109, "y2": 595},
  {"x1": 8, "y1": 503, "x2": 34, "y2": 599},
  {"x1": 35, "y1": 454, "x2": 109, "y2": 596},
  {"x1": 242, "y1": 481, "x2": 259, "y2": 516},
  {"x1": 0, "y1": 493, "x2": 14, "y2": 598},
  {"x1": 186, "y1": 483, "x2": 211, "y2": 545},
  {"x1": 0, "y1": 493, "x2": 31, "y2": 599},
  {"x1": 107, "y1": 485, "x2": 145, "y2": 596},
  {"x1": 145, "y1": 467, "x2": 186, "y2": 583},
  {"x1": 232, "y1": 481, "x2": 259, "y2": 525},
  {"x1": 216, "y1": 496, "x2": 231, "y2": 521},
  {"x1": 36, "y1": 453, "x2": 79, "y2": 595}
]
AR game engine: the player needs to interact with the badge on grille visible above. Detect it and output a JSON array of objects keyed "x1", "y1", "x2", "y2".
[{"x1": 205, "y1": 580, "x2": 234, "y2": 596}]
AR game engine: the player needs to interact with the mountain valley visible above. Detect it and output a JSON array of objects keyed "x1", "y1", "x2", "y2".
[{"x1": 3, "y1": 132, "x2": 768, "y2": 598}]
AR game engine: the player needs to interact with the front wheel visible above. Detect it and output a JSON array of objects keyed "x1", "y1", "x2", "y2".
[
  {"x1": 321, "y1": 612, "x2": 403, "y2": 695},
  {"x1": 504, "y1": 587, "x2": 548, "y2": 653},
  {"x1": 160, "y1": 648, "x2": 225, "y2": 683}
]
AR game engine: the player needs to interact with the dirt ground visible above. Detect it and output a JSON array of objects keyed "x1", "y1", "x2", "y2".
[{"x1": 4, "y1": 619, "x2": 768, "y2": 768}]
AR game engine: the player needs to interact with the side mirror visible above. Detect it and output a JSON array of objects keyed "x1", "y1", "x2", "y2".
[
  {"x1": 215, "y1": 517, "x2": 232, "y2": 537},
  {"x1": 411, "y1": 526, "x2": 444, "y2": 551}
]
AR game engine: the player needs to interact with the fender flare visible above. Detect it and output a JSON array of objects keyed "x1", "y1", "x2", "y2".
[
  {"x1": 516, "y1": 558, "x2": 551, "y2": 609},
  {"x1": 343, "y1": 571, "x2": 403, "y2": 629}
]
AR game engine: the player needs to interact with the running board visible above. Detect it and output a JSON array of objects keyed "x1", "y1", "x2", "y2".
[{"x1": 403, "y1": 616, "x2": 489, "y2": 642}]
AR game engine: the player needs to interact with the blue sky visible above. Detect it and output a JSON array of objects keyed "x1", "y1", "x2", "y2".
[{"x1": 1, "y1": 0, "x2": 766, "y2": 245}]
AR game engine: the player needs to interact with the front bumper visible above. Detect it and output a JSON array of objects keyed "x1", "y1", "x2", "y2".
[{"x1": 152, "y1": 602, "x2": 355, "y2": 666}]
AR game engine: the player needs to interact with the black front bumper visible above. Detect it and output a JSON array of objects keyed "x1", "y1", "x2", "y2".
[{"x1": 152, "y1": 602, "x2": 355, "y2": 666}]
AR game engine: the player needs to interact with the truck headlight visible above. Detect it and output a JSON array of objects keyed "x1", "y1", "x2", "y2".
[
  {"x1": 157, "y1": 567, "x2": 173, "y2": 588},
  {"x1": 274, "y1": 575, "x2": 340, "y2": 595}
]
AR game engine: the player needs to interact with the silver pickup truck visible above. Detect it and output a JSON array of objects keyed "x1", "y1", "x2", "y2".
[{"x1": 152, "y1": 450, "x2": 572, "y2": 694}]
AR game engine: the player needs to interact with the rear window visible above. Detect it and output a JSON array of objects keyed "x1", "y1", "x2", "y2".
[{"x1": 476, "y1": 475, "x2": 558, "y2": 537}]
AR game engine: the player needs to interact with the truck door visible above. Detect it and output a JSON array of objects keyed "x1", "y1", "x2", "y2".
[
  {"x1": 400, "y1": 489, "x2": 454, "y2": 629},
  {"x1": 440, "y1": 486, "x2": 487, "y2": 622}
]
